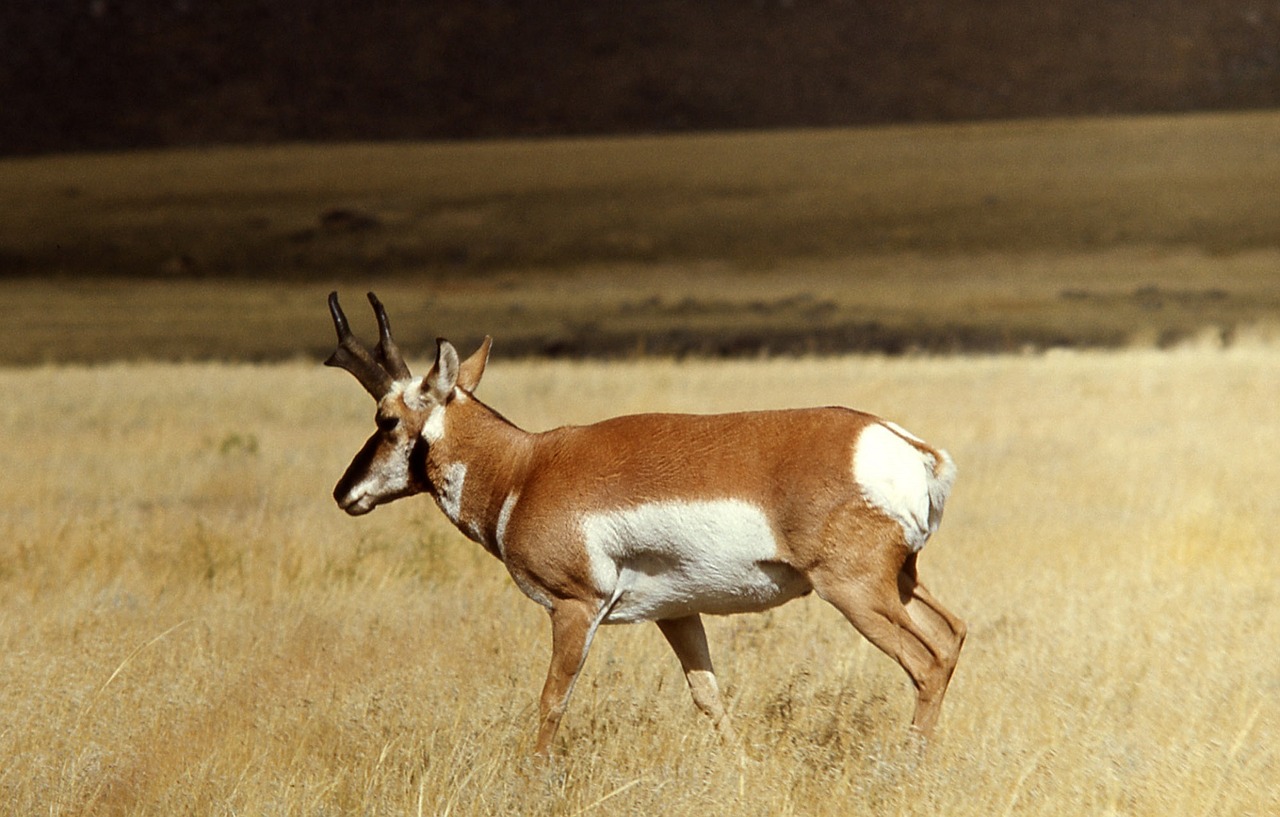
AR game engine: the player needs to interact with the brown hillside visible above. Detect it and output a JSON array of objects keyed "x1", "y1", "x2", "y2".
[{"x1": 3, "y1": 1, "x2": 1279, "y2": 155}]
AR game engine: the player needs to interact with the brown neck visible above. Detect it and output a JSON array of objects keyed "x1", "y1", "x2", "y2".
[{"x1": 424, "y1": 393, "x2": 535, "y2": 558}]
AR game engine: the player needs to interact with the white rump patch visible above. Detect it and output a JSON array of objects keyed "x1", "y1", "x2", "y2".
[
  {"x1": 853, "y1": 422, "x2": 951, "y2": 552},
  {"x1": 580, "y1": 499, "x2": 810, "y2": 623}
]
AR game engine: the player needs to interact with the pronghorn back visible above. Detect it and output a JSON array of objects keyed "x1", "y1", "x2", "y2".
[{"x1": 512, "y1": 407, "x2": 954, "y2": 562}]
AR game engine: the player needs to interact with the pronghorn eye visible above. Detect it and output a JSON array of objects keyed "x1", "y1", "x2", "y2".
[{"x1": 376, "y1": 415, "x2": 399, "y2": 433}]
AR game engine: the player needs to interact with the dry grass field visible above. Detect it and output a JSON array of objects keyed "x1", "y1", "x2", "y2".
[{"x1": 3, "y1": 345, "x2": 1277, "y2": 815}]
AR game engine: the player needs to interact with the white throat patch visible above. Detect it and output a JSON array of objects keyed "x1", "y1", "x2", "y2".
[
  {"x1": 422, "y1": 403, "x2": 446, "y2": 444},
  {"x1": 437, "y1": 462, "x2": 467, "y2": 523}
]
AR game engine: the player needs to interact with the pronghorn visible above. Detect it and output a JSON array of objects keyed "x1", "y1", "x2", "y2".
[{"x1": 324, "y1": 292, "x2": 965, "y2": 755}]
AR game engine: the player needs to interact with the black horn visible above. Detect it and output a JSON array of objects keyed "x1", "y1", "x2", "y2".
[
  {"x1": 324, "y1": 291, "x2": 394, "y2": 399},
  {"x1": 367, "y1": 291, "x2": 412, "y2": 381}
]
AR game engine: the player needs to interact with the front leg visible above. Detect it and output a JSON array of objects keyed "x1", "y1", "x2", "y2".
[{"x1": 535, "y1": 598, "x2": 605, "y2": 755}]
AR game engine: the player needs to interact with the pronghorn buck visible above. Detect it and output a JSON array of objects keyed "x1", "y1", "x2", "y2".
[{"x1": 325, "y1": 292, "x2": 966, "y2": 755}]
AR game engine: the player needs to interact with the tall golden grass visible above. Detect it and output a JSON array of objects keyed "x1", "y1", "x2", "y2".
[{"x1": 2, "y1": 346, "x2": 1277, "y2": 815}]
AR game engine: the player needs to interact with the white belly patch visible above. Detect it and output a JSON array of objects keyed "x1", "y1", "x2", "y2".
[{"x1": 580, "y1": 499, "x2": 811, "y2": 623}]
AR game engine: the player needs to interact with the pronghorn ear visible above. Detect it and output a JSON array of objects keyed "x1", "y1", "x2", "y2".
[
  {"x1": 457, "y1": 336, "x2": 492, "y2": 393},
  {"x1": 425, "y1": 338, "x2": 460, "y2": 403}
]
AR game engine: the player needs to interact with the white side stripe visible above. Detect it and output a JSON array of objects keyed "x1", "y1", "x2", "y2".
[{"x1": 496, "y1": 492, "x2": 518, "y2": 560}]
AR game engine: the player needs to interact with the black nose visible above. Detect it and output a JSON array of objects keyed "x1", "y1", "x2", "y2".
[{"x1": 334, "y1": 433, "x2": 382, "y2": 505}]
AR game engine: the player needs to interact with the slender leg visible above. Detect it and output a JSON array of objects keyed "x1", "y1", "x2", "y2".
[
  {"x1": 534, "y1": 598, "x2": 604, "y2": 755},
  {"x1": 898, "y1": 554, "x2": 967, "y2": 642},
  {"x1": 902, "y1": 577, "x2": 964, "y2": 672},
  {"x1": 897, "y1": 554, "x2": 966, "y2": 710},
  {"x1": 656, "y1": 615, "x2": 738, "y2": 744},
  {"x1": 812, "y1": 572, "x2": 955, "y2": 738}
]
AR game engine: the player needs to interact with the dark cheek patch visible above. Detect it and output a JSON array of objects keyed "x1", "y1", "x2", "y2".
[{"x1": 409, "y1": 437, "x2": 430, "y2": 489}]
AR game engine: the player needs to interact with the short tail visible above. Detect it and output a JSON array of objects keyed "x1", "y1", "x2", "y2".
[{"x1": 925, "y1": 447, "x2": 957, "y2": 537}]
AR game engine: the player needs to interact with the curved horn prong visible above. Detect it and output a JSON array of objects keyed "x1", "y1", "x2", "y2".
[
  {"x1": 367, "y1": 291, "x2": 412, "y2": 380},
  {"x1": 325, "y1": 291, "x2": 394, "y2": 399}
]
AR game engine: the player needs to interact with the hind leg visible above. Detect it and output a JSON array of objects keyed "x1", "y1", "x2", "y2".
[
  {"x1": 811, "y1": 558, "x2": 959, "y2": 737},
  {"x1": 898, "y1": 553, "x2": 966, "y2": 711}
]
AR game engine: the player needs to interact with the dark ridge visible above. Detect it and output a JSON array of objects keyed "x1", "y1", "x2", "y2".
[
  {"x1": 488, "y1": 322, "x2": 1121, "y2": 360},
  {"x1": 5, "y1": 1, "x2": 1280, "y2": 156},
  {"x1": 281, "y1": 322, "x2": 1123, "y2": 366}
]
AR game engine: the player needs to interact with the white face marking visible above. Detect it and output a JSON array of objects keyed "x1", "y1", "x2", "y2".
[
  {"x1": 580, "y1": 499, "x2": 809, "y2": 622},
  {"x1": 853, "y1": 423, "x2": 938, "y2": 552},
  {"x1": 397, "y1": 376, "x2": 427, "y2": 410},
  {"x1": 437, "y1": 462, "x2": 467, "y2": 523},
  {"x1": 495, "y1": 492, "x2": 518, "y2": 560}
]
